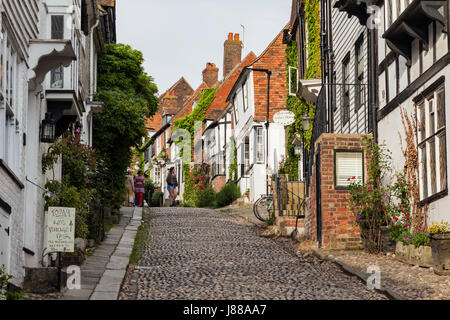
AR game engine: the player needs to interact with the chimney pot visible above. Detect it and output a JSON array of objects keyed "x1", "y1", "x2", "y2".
[
  {"x1": 223, "y1": 33, "x2": 243, "y2": 78},
  {"x1": 202, "y1": 62, "x2": 219, "y2": 87}
]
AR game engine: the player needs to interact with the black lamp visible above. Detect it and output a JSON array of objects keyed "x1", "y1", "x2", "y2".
[{"x1": 41, "y1": 112, "x2": 56, "y2": 143}]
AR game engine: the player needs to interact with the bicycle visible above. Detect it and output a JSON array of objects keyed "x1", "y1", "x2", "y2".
[{"x1": 253, "y1": 182, "x2": 274, "y2": 222}]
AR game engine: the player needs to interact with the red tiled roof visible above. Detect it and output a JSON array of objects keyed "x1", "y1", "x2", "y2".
[
  {"x1": 98, "y1": 0, "x2": 115, "y2": 7},
  {"x1": 204, "y1": 52, "x2": 257, "y2": 121},
  {"x1": 249, "y1": 25, "x2": 289, "y2": 122}
]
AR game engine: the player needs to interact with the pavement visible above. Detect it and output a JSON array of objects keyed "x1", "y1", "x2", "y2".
[
  {"x1": 120, "y1": 207, "x2": 388, "y2": 300},
  {"x1": 61, "y1": 206, "x2": 142, "y2": 300}
]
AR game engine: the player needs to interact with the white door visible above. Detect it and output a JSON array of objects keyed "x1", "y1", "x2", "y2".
[{"x1": 0, "y1": 211, "x2": 9, "y2": 269}]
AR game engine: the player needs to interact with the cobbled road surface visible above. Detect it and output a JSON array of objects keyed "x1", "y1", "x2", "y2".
[{"x1": 129, "y1": 207, "x2": 388, "y2": 300}]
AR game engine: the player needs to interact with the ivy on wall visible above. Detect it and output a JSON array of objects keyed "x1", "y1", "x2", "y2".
[
  {"x1": 284, "y1": 0, "x2": 321, "y2": 180},
  {"x1": 173, "y1": 87, "x2": 217, "y2": 204},
  {"x1": 173, "y1": 87, "x2": 218, "y2": 160},
  {"x1": 304, "y1": 0, "x2": 321, "y2": 79}
]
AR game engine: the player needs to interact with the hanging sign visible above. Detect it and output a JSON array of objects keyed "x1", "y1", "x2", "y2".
[
  {"x1": 273, "y1": 110, "x2": 295, "y2": 126},
  {"x1": 47, "y1": 207, "x2": 75, "y2": 253}
]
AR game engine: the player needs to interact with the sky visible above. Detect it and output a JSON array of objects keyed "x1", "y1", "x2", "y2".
[{"x1": 116, "y1": 0, "x2": 292, "y2": 95}]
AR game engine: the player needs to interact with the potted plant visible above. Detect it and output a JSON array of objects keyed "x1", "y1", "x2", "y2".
[
  {"x1": 428, "y1": 221, "x2": 450, "y2": 275},
  {"x1": 245, "y1": 188, "x2": 250, "y2": 200}
]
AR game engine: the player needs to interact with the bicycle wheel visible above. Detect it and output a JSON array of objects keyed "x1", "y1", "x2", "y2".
[{"x1": 253, "y1": 196, "x2": 274, "y2": 222}]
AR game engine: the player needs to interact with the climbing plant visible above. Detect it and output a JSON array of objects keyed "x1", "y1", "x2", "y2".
[
  {"x1": 173, "y1": 87, "x2": 217, "y2": 205},
  {"x1": 282, "y1": 0, "x2": 321, "y2": 181},
  {"x1": 173, "y1": 87, "x2": 218, "y2": 147}
]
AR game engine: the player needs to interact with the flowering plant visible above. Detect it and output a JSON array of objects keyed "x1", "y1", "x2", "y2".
[
  {"x1": 428, "y1": 220, "x2": 450, "y2": 234},
  {"x1": 187, "y1": 162, "x2": 210, "y2": 191},
  {"x1": 42, "y1": 130, "x2": 98, "y2": 239},
  {"x1": 386, "y1": 173, "x2": 412, "y2": 241},
  {"x1": 348, "y1": 136, "x2": 392, "y2": 253}
]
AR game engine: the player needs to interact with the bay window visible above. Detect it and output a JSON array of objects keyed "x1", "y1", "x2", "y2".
[
  {"x1": 417, "y1": 85, "x2": 447, "y2": 201},
  {"x1": 50, "y1": 15, "x2": 65, "y2": 88}
]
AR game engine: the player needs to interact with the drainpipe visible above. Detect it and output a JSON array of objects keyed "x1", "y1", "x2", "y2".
[
  {"x1": 89, "y1": 18, "x2": 100, "y2": 101},
  {"x1": 368, "y1": 27, "x2": 378, "y2": 142},
  {"x1": 326, "y1": 0, "x2": 334, "y2": 133},
  {"x1": 244, "y1": 67, "x2": 272, "y2": 195}
]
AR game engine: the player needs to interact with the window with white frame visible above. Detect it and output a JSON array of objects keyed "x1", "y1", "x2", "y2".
[
  {"x1": 255, "y1": 127, "x2": 264, "y2": 163},
  {"x1": 51, "y1": 16, "x2": 64, "y2": 39},
  {"x1": 51, "y1": 16, "x2": 65, "y2": 88},
  {"x1": 355, "y1": 36, "x2": 365, "y2": 111},
  {"x1": 242, "y1": 80, "x2": 249, "y2": 112},
  {"x1": 1, "y1": 32, "x2": 19, "y2": 173},
  {"x1": 417, "y1": 84, "x2": 447, "y2": 200},
  {"x1": 233, "y1": 95, "x2": 239, "y2": 124},
  {"x1": 335, "y1": 151, "x2": 364, "y2": 188},
  {"x1": 153, "y1": 166, "x2": 161, "y2": 186},
  {"x1": 244, "y1": 136, "x2": 250, "y2": 172}
]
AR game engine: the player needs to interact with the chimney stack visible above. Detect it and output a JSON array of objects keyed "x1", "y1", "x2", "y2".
[
  {"x1": 223, "y1": 32, "x2": 242, "y2": 78},
  {"x1": 202, "y1": 62, "x2": 219, "y2": 87}
]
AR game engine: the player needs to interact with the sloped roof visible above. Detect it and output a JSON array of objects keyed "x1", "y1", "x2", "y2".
[
  {"x1": 204, "y1": 52, "x2": 257, "y2": 121},
  {"x1": 159, "y1": 77, "x2": 193, "y2": 100}
]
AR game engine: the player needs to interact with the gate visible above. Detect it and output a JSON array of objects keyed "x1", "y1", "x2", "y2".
[{"x1": 316, "y1": 144, "x2": 322, "y2": 247}]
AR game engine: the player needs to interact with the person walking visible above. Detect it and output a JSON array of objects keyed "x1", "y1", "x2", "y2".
[
  {"x1": 134, "y1": 170, "x2": 146, "y2": 207},
  {"x1": 125, "y1": 171, "x2": 135, "y2": 207},
  {"x1": 166, "y1": 167, "x2": 178, "y2": 207}
]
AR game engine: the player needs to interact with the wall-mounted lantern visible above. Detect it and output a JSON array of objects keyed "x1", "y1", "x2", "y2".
[
  {"x1": 41, "y1": 112, "x2": 56, "y2": 143},
  {"x1": 301, "y1": 115, "x2": 313, "y2": 132}
]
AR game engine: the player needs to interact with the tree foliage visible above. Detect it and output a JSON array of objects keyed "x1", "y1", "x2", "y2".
[{"x1": 93, "y1": 44, "x2": 158, "y2": 209}]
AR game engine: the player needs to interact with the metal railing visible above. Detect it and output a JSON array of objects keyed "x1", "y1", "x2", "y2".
[
  {"x1": 275, "y1": 175, "x2": 305, "y2": 218},
  {"x1": 211, "y1": 161, "x2": 225, "y2": 177},
  {"x1": 307, "y1": 87, "x2": 327, "y2": 191}
]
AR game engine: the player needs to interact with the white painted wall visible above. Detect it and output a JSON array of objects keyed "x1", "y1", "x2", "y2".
[{"x1": 377, "y1": 1, "x2": 449, "y2": 225}]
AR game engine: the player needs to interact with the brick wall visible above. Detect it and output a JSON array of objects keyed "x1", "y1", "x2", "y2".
[
  {"x1": 307, "y1": 133, "x2": 371, "y2": 250},
  {"x1": 252, "y1": 28, "x2": 288, "y2": 123},
  {"x1": 211, "y1": 175, "x2": 226, "y2": 193}
]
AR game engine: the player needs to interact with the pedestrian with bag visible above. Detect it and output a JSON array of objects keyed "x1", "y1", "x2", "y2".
[
  {"x1": 166, "y1": 167, "x2": 178, "y2": 207},
  {"x1": 134, "y1": 170, "x2": 146, "y2": 207}
]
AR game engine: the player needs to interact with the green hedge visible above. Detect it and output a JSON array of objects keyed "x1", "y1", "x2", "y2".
[
  {"x1": 151, "y1": 191, "x2": 164, "y2": 207},
  {"x1": 216, "y1": 182, "x2": 241, "y2": 208}
]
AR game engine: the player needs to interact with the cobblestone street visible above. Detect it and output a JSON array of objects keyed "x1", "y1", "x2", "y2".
[{"x1": 120, "y1": 207, "x2": 388, "y2": 300}]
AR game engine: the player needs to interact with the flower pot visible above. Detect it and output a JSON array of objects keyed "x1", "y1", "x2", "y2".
[
  {"x1": 395, "y1": 241, "x2": 433, "y2": 267},
  {"x1": 395, "y1": 241, "x2": 411, "y2": 263},
  {"x1": 429, "y1": 232, "x2": 450, "y2": 275}
]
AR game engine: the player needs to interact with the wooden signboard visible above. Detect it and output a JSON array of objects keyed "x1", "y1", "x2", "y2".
[{"x1": 47, "y1": 207, "x2": 75, "y2": 253}]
